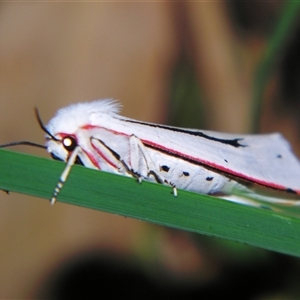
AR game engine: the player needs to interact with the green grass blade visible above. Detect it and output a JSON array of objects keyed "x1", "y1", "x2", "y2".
[
  {"x1": 1, "y1": 149, "x2": 300, "y2": 257},
  {"x1": 252, "y1": 2, "x2": 300, "y2": 132}
]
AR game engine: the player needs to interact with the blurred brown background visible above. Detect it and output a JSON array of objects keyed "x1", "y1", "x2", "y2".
[{"x1": 0, "y1": 2, "x2": 300, "y2": 299}]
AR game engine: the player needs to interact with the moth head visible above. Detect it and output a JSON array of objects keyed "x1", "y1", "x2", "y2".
[
  {"x1": 40, "y1": 99, "x2": 120, "y2": 165},
  {"x1": 35, "y1": 108, "x2": 83, "y2": 164}
]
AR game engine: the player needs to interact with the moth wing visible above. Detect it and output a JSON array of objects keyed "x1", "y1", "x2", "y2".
[{"x1": 110, "y1": 116, "x2": 300, "y2": 194}]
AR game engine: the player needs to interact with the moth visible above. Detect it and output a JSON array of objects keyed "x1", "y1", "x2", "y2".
[{"x1": 1, "y1": 99, "x2": 300, "y2": 207}]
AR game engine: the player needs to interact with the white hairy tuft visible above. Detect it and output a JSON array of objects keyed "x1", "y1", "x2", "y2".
[{"x1": 46, "y1": 99, "x2": 121, "y2": 135}]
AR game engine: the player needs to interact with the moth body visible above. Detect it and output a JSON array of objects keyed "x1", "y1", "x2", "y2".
[{"x1": 45, "y1": 99, "x2": 300, "y2": 204}]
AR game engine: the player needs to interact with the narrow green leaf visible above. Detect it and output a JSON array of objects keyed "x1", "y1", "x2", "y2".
[
  {"x1": 0, "y1": 149, "x2": 300, "y2": 257},
  {"x1": 252, "y1": 2, "x2": 300, "y2": 132}
]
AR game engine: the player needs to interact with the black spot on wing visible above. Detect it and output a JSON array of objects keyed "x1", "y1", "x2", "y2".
[
  {"x1": 206, "y1": 176, "x2": 214, "y2": 181},
  {"x1": 160, "y1": 165, "x2": 170, "y2": 172},
  {"x1": 183, "y1": 171, "x2": 190, "y2": 177}
]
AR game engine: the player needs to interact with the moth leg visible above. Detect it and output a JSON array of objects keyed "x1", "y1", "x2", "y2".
[
  {"x1": 171, "y1": 184, "x2": 178, "y2": 197},
  {"x1": 51, "y1": 145, "x2": 81, "y2": 205},
  {"x1": 92, "y1": 136, "x2": 176, "y2": 196},
  {"x1": 91, "y1": 137, "x2": 149, "y2": 182},
  {"x1": 91, "y1": 138, "x2": 132, "y2": 175},
  {"x1": 129, "y1": 135, "x2": 176, "y2": 195},
  {"x1": 129, "y1": 135, "x2": 164, "y2": 182}
]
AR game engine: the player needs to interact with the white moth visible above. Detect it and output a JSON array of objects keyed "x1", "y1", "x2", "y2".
[{"x1": 40, "y1": 99, "x2": 300, "y2": 207}]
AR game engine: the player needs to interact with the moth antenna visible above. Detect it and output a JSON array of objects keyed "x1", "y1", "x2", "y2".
[
  {"x1": 35, "y1": 107, "x2": 59, "y2": 141},
  {"x1": 0, "y1": 141, "x2": 46, "y2": 149}
]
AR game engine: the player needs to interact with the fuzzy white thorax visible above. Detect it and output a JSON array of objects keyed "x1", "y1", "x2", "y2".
[{"x1": 46, "y1": 99, "x2": 121, "y2": 136}]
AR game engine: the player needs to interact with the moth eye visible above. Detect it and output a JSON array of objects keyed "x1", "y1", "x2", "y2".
[{"x1": 62, "y1": 136, "x2": 77, "y2": 151}]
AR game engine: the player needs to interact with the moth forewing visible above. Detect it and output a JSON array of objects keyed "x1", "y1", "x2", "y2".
[{"x1": 112, "y1": 116, "x2": 300, "y2": 194}]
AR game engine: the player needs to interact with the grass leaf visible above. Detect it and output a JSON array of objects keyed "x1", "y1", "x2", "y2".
[
  {"x1": 1, "y1": 149, "x2": 300, "y2": 257},
  {"x1": 251, "y1": 2, "x2": 300, "y2": 132}
]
